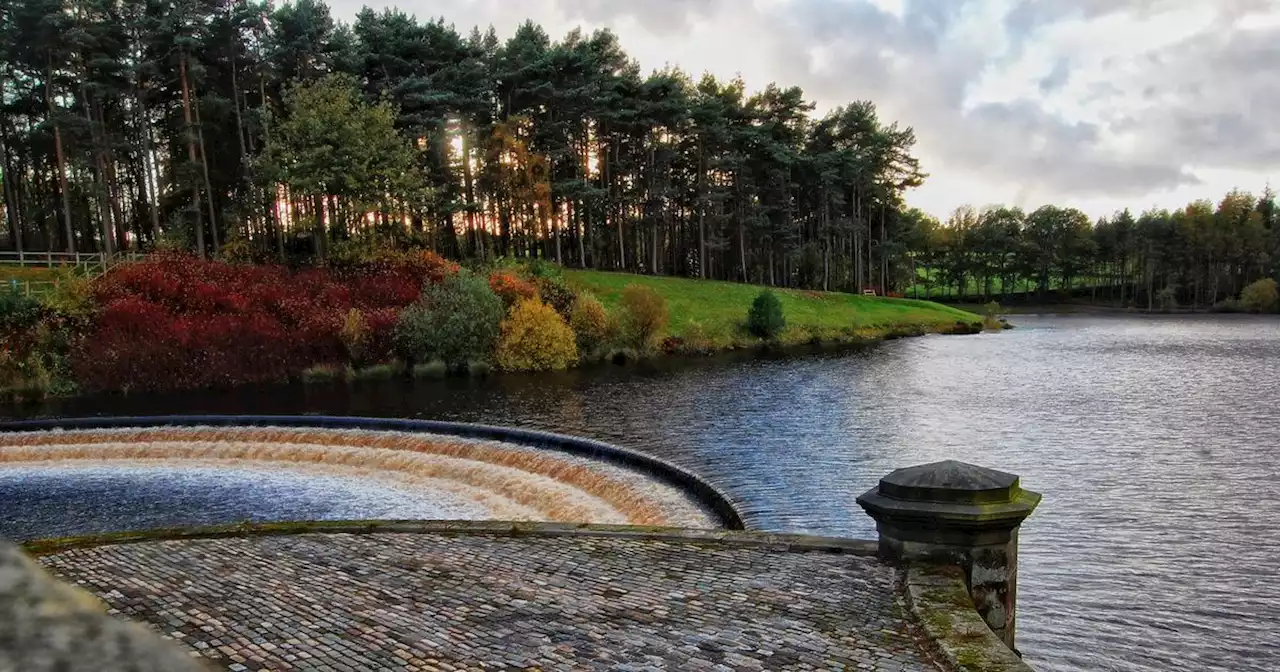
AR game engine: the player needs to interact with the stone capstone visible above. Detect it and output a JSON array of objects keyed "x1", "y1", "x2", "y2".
[{"x1": 857, "y1": 460, "x2": 1041, "y2": 545}]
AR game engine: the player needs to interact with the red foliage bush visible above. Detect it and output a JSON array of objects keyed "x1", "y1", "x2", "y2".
[
  {"x1": 72, "y1": 253, "x2": 430, "y2": 392},
  {"x1": 401, "y1": 250, "x2": 460, "y2": 285},
  {"x1": 329, "y1": 247, "x2": 459, "y2": 288},
  {"x1": 363, "y1": 307, "x2": 401, "y2": 364},
  {"x1": 488, "y1": 270, "x2": 538, "y2": 308}
]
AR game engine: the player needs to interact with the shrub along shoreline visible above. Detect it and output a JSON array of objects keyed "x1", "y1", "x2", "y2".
[{"x1": 1, "y1": 251, "x2": 982, "y2": 402}]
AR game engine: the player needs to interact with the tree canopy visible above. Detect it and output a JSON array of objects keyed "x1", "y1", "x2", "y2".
[{"x1": 1, "y1": 0, "x2": 1277, "y2": 305}]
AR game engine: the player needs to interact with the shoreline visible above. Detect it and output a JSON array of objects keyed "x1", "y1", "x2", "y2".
[
  {"x1": 1, "y1": 319, "x2": 986, "y2": 411},
  {"x1": 3, "y1": 258, "x2": 985, "y2": 405},
  {"x1": 930, "y1": 301, "x2": 1280, "y2": 316}
]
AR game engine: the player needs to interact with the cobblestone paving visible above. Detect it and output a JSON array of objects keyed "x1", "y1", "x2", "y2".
[{"x1": 39, "y1": 533, "x2": 939, "y2": 671}]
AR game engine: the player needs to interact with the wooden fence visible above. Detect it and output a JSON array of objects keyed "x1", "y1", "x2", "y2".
[{"x1": 1, "y1": 251, "x2": 147, "y2": 298}]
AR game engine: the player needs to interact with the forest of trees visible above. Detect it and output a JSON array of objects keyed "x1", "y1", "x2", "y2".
[
  {"x1": 907, "y1": 191, "x2": 1280, "y2": 310},
  {"x1": 2, "y1": 0, "x2": 1278, "y2": 308}
]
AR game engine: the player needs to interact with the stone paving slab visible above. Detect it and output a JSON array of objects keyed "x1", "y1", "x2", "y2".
[{"x1": 38, "y1": 533, "x2": 941, "y2": 671}]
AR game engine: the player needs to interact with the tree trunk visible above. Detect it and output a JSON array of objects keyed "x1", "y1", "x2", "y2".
[
  {"x1": 313, "y1": 193, "x2": 326, "y2": 260},
  {"x1": 180, "y1": 53, "x2": 205, "y2": 258},
  {"x1": 137, "y1": 89, "x2": 161, "y2": 242},
  {"x1": 258, "y1": 77, "x2": 283, "y2": 261},
  {"x1": 879, "y1": 206, "x2": 887, "y2": 293},
  {"x1": 697, "y1": 141, "x2": 706, "y2": 278},
  {"x1": 0, "y1": 113, "x2": 23, "y2": 255},
  {"x1": 193, "y1": 88, "x2": 219, "y2": 254},
  {"x1": 461, "y1": 130, "x2": 479, "y2": 258},
  {"x1": 47, "y1": 58, "x2": 76, "y2": 253},
  {"x1": 650, "y1": 214, "x2": 658, "y2": 275},
  {"x1": 553, "y1": 202, "x2": 563, "y2": 264},
  {"x1": 611, "y1": 140, "x2": 625, "y2": 270},
  {"x1": 578, "y1": 141, "x2": 589, "y2": 267},
  {"x1": 822, "y1": 188, "x2": 830, "y2": 291},
  {"x1": 851, "y1": 187, "x2": 861, "y2": 290},
  {"x1": 230, "y1": 33, "x2": 250, "y2": 238}
]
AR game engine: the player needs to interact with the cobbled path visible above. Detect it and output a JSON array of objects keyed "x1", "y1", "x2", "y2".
[{"x1": 39, "y1": 533, "x2": 939, "y2": 671}]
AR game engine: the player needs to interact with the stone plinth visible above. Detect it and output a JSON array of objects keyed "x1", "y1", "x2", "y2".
[{"x1": 856, "y1": 460, "x2": 1041, "y2": 653}]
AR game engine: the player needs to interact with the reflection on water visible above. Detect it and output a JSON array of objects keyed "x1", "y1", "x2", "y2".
[{"x1": 5, "y1": 314, "x2": 1280, "y2": 671}]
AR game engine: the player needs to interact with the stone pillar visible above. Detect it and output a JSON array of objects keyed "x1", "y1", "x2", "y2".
[{"x1": 856, "y1": 460, "x2": 1040, "y2": 653}]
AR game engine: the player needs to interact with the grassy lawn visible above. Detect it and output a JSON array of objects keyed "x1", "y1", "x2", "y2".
[
  {"x1": 566, "y1": 270, "x2": 980, "y2": 343},
  {"x1": 0, "y1": 265, "x2": 61, "y2": 284}
]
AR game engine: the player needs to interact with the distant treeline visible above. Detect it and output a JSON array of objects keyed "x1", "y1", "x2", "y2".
[{"x1": 908, "y1": 192, "x2": 1279, "y2": 309}]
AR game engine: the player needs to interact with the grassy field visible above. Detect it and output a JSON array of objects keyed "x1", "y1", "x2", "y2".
[
  {"x1": 0, "y1": 265, "x2": 61, "y2": 283},
  {"x1": 566, "y1": 270, "x2": 981, "y2": 345}
]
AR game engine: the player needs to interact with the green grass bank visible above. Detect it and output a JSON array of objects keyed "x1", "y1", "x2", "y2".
[{"x1": 567, "y1": 270, "x2": 982, "y2": 350}]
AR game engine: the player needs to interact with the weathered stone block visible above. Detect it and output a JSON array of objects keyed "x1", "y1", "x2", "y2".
[{"x1": 0, "y1": 541, "x2": 207, "y2": 671}]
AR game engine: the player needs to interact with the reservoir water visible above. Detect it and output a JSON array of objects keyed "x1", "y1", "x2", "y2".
[{"x1": 4, "y1": 314, "x2": 1278, "y2": 672}]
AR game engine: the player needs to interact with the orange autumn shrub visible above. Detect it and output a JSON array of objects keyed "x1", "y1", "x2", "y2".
[
  {"x1": 495, "y1": 299, "x2": 579, "y2": 371},
  {"x1": 489, "y1": 270, "x2": 538, "y2": 308}
]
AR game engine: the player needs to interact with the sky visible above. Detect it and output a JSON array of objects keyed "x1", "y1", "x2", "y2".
[{"x1": 328, "y1": 0, "x2": 1280, "y2": 221}]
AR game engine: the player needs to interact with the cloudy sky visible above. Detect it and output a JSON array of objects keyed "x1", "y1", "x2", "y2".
[{"x1": 329, "y1": 0, "x2": 1280, "y2": 220}]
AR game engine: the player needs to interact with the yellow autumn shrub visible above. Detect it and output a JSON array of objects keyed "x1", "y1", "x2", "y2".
[
  {"x1": 619, "y1": 284, "x2": 668, "y2": 351},
  {"x1": 569, "y1": 292, "x2": 612, "y2": 352},
  {"x1": 495, "y1": 299, "x2": 579, "y2": 371},
  {"x1": 339, "y1": 307, "x2": 370, "y2": 364}
]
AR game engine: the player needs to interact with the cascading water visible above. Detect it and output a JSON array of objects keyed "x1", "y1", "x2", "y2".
[{"x1": 0, "y1": 426, "x2": 719, "y2": 540}]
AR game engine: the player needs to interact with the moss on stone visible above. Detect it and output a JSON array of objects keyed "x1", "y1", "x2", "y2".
[
  {"x1": 955, "y1": 647, "x2": 987, "y2": 667},
  {"x1": 904, "y1": 565, "x2": 1032, "y2": 672}
]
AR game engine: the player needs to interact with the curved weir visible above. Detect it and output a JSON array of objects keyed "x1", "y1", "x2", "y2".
[{"x1": 0, "y1": 416, "x2": 743, "y2": 539}]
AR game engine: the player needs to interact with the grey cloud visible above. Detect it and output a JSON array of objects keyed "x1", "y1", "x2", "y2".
[
  {"x1": 780, "y1": 0, "x2": 984, "y2": 107},
  {"x1": 762, "y1": 0, "x2": 1201, "y2": 198},
  {"x1": 903, "y1": 0, "x2": 974, "y2": 38},
  {"x1": 1005, "y1": 0, "x2": 1206, "y2": 40},
  {"x1": 953, "y1": 102, "x2": 1198, "y2": 194},
  {"x1": 1135, "y1": 25, "x2": 1280, "y2": 170},
  {"x1": 552, "y1": 0, "x2": 723, "y2": 35},
  {"x1": 1038, "y1": 58, "x2": 1070, "y2": 93},
  {"x1": 1005, "y1": 0, "x2": 1274, "y2": 41}
]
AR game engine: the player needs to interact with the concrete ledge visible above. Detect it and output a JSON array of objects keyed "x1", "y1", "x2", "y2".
[
  {"x1": 22, "y1": 519, "x2": 879, "y2": 556},
  {"x1": 903, "y1": 564, "x2": 1034, "y2": 671},
  {"x1": 0, "y1": 414, "x2": 746, "y2": 530},
  {"x1": 0, "y1": 541, "x2": 208, "y2": 671}
]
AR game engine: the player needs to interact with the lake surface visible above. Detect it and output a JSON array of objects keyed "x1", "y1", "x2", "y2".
[{"x1": 4, "y1": 314, "x2": 1279, "y2": 672}]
